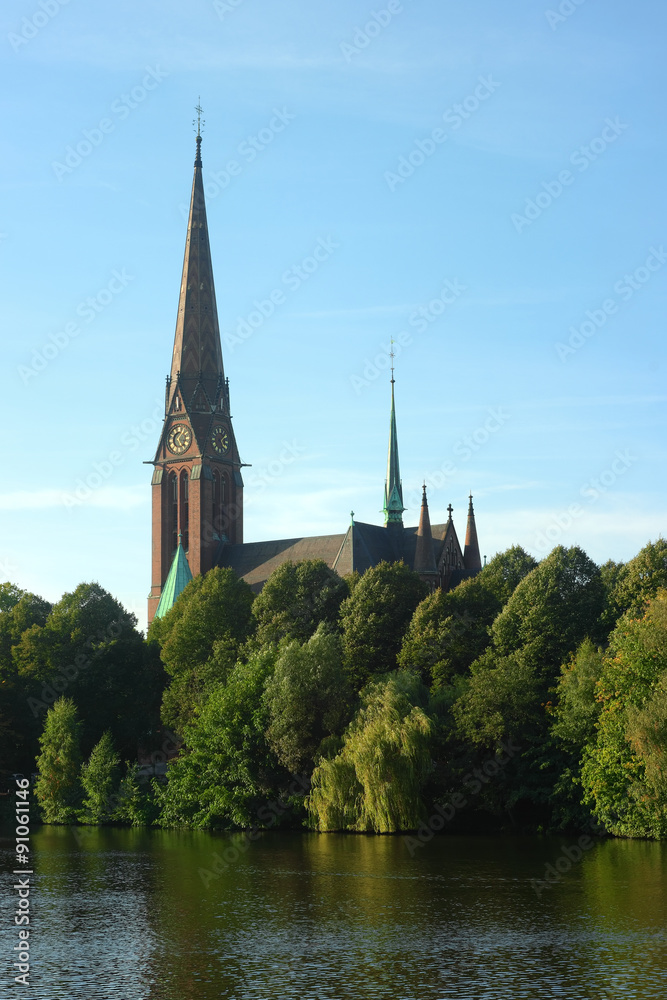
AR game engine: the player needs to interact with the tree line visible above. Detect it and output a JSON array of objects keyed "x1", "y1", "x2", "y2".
[{"x1": 2, "y1": 538, "x2": 667, "y2": 838}]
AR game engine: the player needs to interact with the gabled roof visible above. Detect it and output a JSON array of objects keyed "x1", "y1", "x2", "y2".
[{"x1": 154, "y1": 542, "x2": 193, "y2": 619}]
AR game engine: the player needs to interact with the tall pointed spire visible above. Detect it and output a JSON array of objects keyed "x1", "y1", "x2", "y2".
[
  {"x1": 383, "y1": 343, "x2": 405, "y2": 528},
  {"x1": 414, "y1": 484, "x2": 438, "y2": 580},
  {"x1": 464, "y1": 494, "x2": 482, "y2": 572},
  {"x1": 169, "y1": 110, "x2": 224, "y2": 412}
]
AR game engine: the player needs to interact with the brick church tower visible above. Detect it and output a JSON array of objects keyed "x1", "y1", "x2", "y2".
[{"x1": 147, "y1": 122, "x2": 244, "y2": 623}]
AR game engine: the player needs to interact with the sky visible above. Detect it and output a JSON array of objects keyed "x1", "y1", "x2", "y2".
[{"x1": 1, "y1": 0, "x2": 665, "y2": 633}]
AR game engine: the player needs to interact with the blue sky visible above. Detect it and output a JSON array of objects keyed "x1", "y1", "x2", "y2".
[{"x1": 1, "y1": 0, "x2": 665, "y2": 632}]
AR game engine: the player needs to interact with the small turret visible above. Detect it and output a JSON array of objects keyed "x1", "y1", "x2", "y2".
[
  {"x1": 463, "y1": 494, "x2": 482, "y2": 573},
  {"x1": 414, "y1": 484, "x2": 438, "y2": 585}
]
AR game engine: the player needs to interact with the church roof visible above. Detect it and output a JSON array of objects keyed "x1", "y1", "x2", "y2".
[
  {"x1": 154, "y1": 541, "x2": 193, "y2": 619},
  {"x1": 219, "y1": 519, "x2": 456, "y2": 590}
]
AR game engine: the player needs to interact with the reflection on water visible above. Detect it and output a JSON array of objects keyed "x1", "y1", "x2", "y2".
[{"x1": 1, "y1": 826, "x2": 666, "y2": 998}]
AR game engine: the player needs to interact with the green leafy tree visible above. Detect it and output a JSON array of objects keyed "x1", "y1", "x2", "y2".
[
  {"x1": 476, "y1": 546, "x2": 538, "y2": 606},
  {"x1": 149, "y1": 567, "x2": 255, "y2": 734},
  {"x1": 608, "y1": 539, "x2": 667, "y2": 623},
  {"x1": 114, "y1": 764, "x2": 159, "y2": 827},
  {"x1": 581, "y1": 591, "x2": 667, "y2": 838},
  {"x1": 80, "y1": 731, "x2": 120, "y2": 824},
  {"x1": 14, "y1": 583, "x2": 160, "y2": 760},
  {"x1": 35, "y1": 698, "x2": 83, "y2": 823},
  {"x1": 159, "y1": 646, "x2": 286, "y2": 829},
  {"x1": 398, "y1": 576, "x2": 501, "y2": 687},
  {"x1": 0, "y1": 585, "x2": 52, "y2": 774},
  {"x1": 340, "y1": 561, "x2": 428, "y2": 691},
  {"x1": 252, "y1": 559, "x2": 349, "y2": 645},
  {"x1": 453, "y1": 650, "x2": 542, "y2": 751},
  {"x1": 309, "y1": 671, "x2": 433, "y2": 832},
  {"x1": 548, "y1": 639, "x2": 606, "y2": 828},
  {"x1": 490, "y1": 545, "x2": 605, "y2": 679},
  {"x1": 263, "y1": 625, "x2": 351, "y2": 774}
]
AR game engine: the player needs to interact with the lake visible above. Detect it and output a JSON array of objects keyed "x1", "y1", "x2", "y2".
[{"x1": 1, "y1": 826, "x2": 666, "y2": 998}]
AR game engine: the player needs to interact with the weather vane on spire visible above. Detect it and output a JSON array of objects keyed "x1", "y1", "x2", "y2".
[{"x1": 194, "y1": 98, "x2": 205, "y2": 138}]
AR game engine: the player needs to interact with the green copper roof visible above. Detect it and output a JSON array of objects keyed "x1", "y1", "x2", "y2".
[
  {"x1": 154, "y1": 541, "x2": 193, "y2": 619},
  {"x1": 383, "y1": 378, "x2": 405, "y2": 526}
]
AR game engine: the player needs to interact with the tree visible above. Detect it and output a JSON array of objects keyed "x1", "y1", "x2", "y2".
[
  {"x1": 340, "y1": 561, "x2": 428, "y2": 691},
  {"x1": 608, "y1": 539, "x2": 667, "y2": 622},
  {"x1": 308, "y1": 671, "x2": 433, "y2": 832},
  {"x1": 252, "y1": 560, "x2": 349, "y2": 646},
  {"x1": 581, "y1": 591, "x2": 667, "y2": 838},
  {"x1": 149, "y1": 567, "x2": 255, "y2": 734},
  {"x1": 398, "y1": 576, "x2": 501, "y2": 687},
  {"x1": 452, "y1": 650, "x2": 543, "y2": 752},
  {"x1": 264, "y1": 626, "x2": 351, "y2": 774},
  {"x1": 490, "y1": 546, "x2": 605, "y2": 679},
  {"x1": 0, "y1": 585, "x2": 52, "y2": 773},
  {"x1": 114, "y1": 764, "x2": 159, "y2": 827},
  {"x1": 14, "y1": 582, "x2": 160, "y2": 760},
  {"x1": 35, "y1": 698, "x2": 83, "y2": 824},
  {"x1": 159, "y1": 646, "x2": 286, "y2": 829},
  {"x1": 476, "y1": 546, "x2": 538, "y2": 606},
  {"x1": 80, "y1": 731, "x2": 120, "y2": 824}
]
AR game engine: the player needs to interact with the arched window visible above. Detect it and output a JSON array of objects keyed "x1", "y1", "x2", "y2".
[
  {"x1": 180, "y1": 470, "x2": 189, "y2": 552},
  {"x1": 212, "y1": 470, "x2": 221, "y2": 536},
  {"x1": 169, "y1": 473, "x2": 178, "y2": 552}
]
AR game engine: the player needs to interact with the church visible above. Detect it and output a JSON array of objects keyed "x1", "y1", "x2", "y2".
[{"x1": 148, "y1": 129, "x2": 482, "y2": 623}]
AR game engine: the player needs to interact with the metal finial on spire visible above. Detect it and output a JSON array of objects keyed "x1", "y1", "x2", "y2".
[
  {"x1": 390, "y1": 337, "x2": 395, "y2": 384},
  {"x1": 194, "y1": 98, "x2": 205, "y2": 138}
]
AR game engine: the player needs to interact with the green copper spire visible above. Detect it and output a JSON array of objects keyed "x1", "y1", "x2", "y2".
[
  {"x1": 383, "y1": 345, "x2": 405, "y2": 527},
  {"x1": 154, "y1": 536, "x2": 193, "y2": 619}
]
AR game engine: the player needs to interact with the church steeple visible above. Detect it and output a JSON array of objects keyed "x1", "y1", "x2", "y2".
[
  {"x1": 463, "y1": 494, "x2": 482, "y2": 572},
  {"x1": 148, "y1": 111, "x2": 244, "y2": 625},
  {"x1": 168, "y1": 117, "x2": 225, "y2": 413},
  {"x1": 383, "y1": 348, "x2": 405, "y2": 528}
]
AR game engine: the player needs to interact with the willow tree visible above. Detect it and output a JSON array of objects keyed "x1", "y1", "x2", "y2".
[{"x1": 308, "y1": 671, "x2": 433, "y2": 833}]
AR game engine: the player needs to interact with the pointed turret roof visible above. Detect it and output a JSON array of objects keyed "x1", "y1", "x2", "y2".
[
  {"x1": 154, "y1": 539, "x2": 193, "y2": 619},
  {"x1": 169, "y1": 129, "x2": 224, "y2": 411},
  {"x1": 383, "y1": 359, "x2": 405, "y2": 527},
  {"x1": 463, "y1": 494, "x2": 482, "y2": 573},
  {"x1": 414, "y1": 484, "x2": 438, "y2": 576}
]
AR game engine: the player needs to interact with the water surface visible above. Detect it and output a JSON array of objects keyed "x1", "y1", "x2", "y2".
[{"x1": 1, "y1": 826, "x2": 666, "y2": 998}]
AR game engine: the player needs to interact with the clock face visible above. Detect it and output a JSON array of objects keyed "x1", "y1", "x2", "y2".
[
  {"x1": 211, "y1": 425, "x2": 230, "y2": 455},
  {"x1": 167, "y1": 424, "x2": 192, "y2": 455}
]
